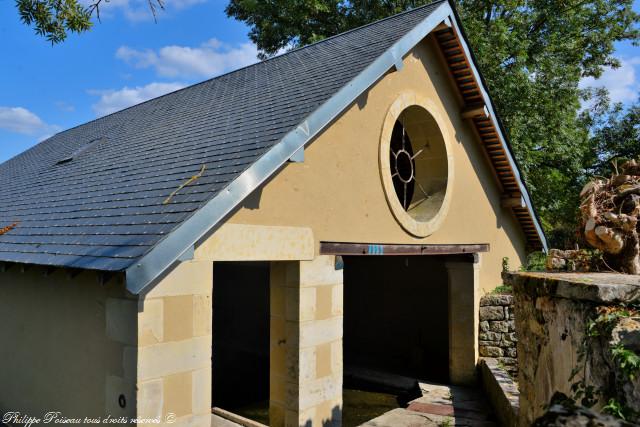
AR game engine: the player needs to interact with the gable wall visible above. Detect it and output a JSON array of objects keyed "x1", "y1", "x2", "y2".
[{"x1": 225, "y1": 35, "x2": 527, "y2": 293}]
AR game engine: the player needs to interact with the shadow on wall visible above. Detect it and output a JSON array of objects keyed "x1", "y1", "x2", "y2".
[
  {"x1": 421, "y1": 35, "x2": 527, "y2": 247},
  {"x1": 300, "y1": 405, "x2": 342, "y2": 427}
]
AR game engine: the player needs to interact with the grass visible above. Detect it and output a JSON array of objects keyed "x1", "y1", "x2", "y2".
[{"x1": 491, "y1": 284, "x2": 513, "y2": 294}]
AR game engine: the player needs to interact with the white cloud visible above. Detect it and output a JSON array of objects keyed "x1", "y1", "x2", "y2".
[
  {"x1": 86, "y1": 0, "x2": 206, "y2": 22},
  {"x1": 89, "y1": 81, "x2": 186, "y2": 116},
  {"x1": 0, "y1": 107, "x2": 59, "y2": 137},
  {"x1": 116, "y1": 38, "x2": 258, "y2": 79},
  {"x1": 580, "y1": 57, "x2": 640, "y2": 104}
]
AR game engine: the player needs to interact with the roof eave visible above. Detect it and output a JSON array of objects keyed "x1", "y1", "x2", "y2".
[{"x1": 444, "y1": 5, "x2": 548, "y2": 251}]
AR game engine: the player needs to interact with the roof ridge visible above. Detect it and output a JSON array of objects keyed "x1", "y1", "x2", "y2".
[
  {"x1": 42, "y1": 0, "x2": 446, "y2": 142},
  {"x1": 267, "y1": 0, "x2": 446, "y2": 58}
]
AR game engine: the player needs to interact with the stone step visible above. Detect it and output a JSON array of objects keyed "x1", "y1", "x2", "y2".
[
  {"x1": 359, "y1": 408, "x2": 498, "y2": 427},
  {"x1": 409, "y1": 396, "x2": 493, "y2": 414},
  {"x1": 407, "y1": 402, "x2": 492, "y2": 420},
  {"x1": 345, "y1": 366, "x2": 420, "y2": 395}
]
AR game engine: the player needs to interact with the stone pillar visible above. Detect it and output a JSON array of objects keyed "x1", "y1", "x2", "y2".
[
  {"x1": 270, "y1": 256, "x2": 343, "y2": 427},
  {"x1": 135, "y1": 260, "x2": 213, "y2": 427},
  {"x1": 446, "y1": 254, "x2": 480, "y2": 385}
]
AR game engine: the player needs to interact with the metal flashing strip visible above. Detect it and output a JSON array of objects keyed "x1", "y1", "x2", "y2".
[
  {"x1": 288, "y1": 146, "x2": 305, "y2": 163},
  {"x1": 446, "y1": 15, "x2": 548, "y2": 252}
]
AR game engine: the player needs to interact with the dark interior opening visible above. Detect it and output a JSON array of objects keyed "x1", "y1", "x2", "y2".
[
  {"x1": 211, "y1": 261, "x2": 270, "y2": 421},
  {"x1": 343, "y1": 255, "x2": 449, "y2": 384}
]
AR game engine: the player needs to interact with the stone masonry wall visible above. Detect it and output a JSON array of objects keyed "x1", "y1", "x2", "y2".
[
  {"x1": 479, "y1": 294, "x2": 518, "y2": 376},
  {"x1": 270, "y1": 256, "x2": 343, "y2": 427},
  {"x1": 136, "y1": 260, "x2": 213, "y2": 427},
  {"x1": 505, "y1": 272, "x2": 640, "y2": 426}
]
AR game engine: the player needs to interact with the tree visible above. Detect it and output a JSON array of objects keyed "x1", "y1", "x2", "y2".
[
  {"x1": 16, "y1": 0, "x2": 164, "y2": 43},
  {"x1": 226, "y1": 0, "x2": 639, "y2": 248},
  {"x1": 584, "y1": 95, "x2": 640, "y2": 178},
  {"x1": 576, "y1": 97, "x2": 640, "y2": 272},
  {"x1": 16, "y1": 0, "x2": 92, "y2": 43}
]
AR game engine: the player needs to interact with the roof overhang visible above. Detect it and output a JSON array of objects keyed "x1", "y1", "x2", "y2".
[{"x1": 125, "y1": 0, "x2": 547, "y2": 294}]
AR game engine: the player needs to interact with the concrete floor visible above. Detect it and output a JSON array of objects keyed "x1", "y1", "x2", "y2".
[
  {"x1": 212, "y1": 414, "x2": 243, "y2": 427},
  {"x1": 360, "y1": 382, "x2": 498, "y2": 427},
  {"x1": 211, "y1": 380, "x2": 498, "y2": 427}
]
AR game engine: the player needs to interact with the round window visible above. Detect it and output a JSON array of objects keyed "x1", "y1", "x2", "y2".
[{"x1": 380, "y1": 99, "x2": 452, "y2": 237}]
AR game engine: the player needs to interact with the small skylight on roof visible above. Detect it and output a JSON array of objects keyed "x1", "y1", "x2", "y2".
[{"x1": 56, "y1": 137, "x2": 105, "y2": 165}]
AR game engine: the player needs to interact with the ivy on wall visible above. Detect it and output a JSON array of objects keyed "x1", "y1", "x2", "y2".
[{"x1": 570, "y1": 304, "x2": 640, "y2": 422}]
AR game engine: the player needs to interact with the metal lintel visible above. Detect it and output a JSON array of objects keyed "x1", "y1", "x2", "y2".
[{"x1": 319, "y1": 242, "x2": 490, "y2": 256}]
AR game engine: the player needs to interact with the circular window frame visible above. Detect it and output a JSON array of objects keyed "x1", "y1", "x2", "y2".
[{"x1": 379, "y1": 93, "x2": 454, "y2": 237}]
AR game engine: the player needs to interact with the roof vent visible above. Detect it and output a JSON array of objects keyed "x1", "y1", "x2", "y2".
[{"x1": 56, "y1": 137, "x2": 105, "y2": 165}]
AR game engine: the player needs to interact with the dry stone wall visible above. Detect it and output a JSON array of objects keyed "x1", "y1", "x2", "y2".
[
  {"x1": 505, "y1": 271, "x2": 640, "y2": 426},
  {"x1": 479, "y1": 294, "x2": 518, "y2": 376}
]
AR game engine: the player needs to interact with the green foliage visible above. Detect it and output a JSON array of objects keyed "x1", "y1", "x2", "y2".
[
  {"x1": 582, "y1": 93, "x2": 640, "y2": 178},
  {"x1": 491, "y1": 284, "x2": 512, "y2": 294},
  {"x1": 501, "y1": 256, "x2": 510, "y2": 273},
  {"x1": 586, "y1": 306, "x2": 634, "y2": 337},
  {"x1": 16, "y1": 0, "x2": 164, "y2": 43},
  {"x1": 611, "y1": 344, "x2": 640, "y2": 381},
  {"x1": 16, "y1": 0, "x2": 93, "y2": 43},
  {"x1": 603, "y1": 398, "x2": 626, "y2": 419},
  {"x1": 570, "y1": 305, "x2": 640, "y2": 422},
  {"x1": 602, "y1": 397, "x2": 640, "y2": 421},
  {"x1": 521, "y1": 251, "x2": 546, "y2": 271},
  {"x1": 226, "y1": 0, "x2": 640, "y2": 247}
]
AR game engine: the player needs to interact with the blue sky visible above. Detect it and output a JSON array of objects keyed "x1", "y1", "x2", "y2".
[{"x1": 1, "y1": 0, "x2": 639, "y2": 163}]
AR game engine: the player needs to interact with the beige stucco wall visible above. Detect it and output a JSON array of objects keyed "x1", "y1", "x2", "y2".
[
  {"x1": 228, "y1": 35, "x2": 528, "y2": 293},
  {"x1": 0, "y1": 267, "x2": 136, "y2": 422}
]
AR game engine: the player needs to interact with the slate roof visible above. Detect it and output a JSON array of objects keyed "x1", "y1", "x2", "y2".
[{"x1": 0, "y1": 1, "x2": 447, "y2": 272}]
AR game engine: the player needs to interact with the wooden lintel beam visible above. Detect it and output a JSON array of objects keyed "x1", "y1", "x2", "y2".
[
  {"x1": 501, "y1": 194, "x2": 525, "y2": 208},
  {"x1": 461, "y1": 103, "x2": 489, "y2": 119},
  {"x1": 320, "y1": 242, "x2": 489, "y2": 256}
]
